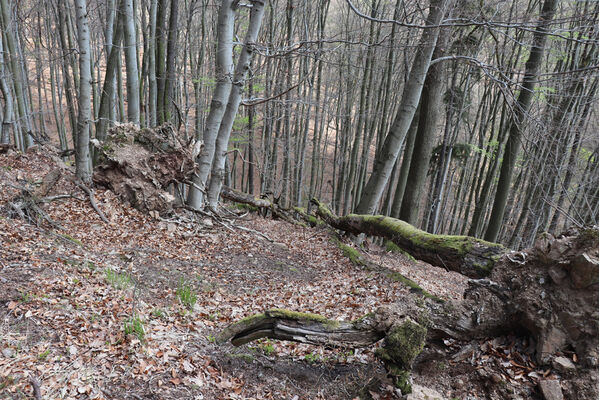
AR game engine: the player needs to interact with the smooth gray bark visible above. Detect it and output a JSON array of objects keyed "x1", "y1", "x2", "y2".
[
  {"x1": 484, "y1": 0, "x2": 559, "y2": 242},
  {"x1": 187, "y1": 0, "x2": 236, "y2": 209},
  {"x1": 355, "y1": 0, "x2": 451, "y2": 215},
  {"x1": 122, "y1": 0, "x2": 140, "y2": 124},
  {"x1": 0, "y1": 34, "x2": 14, "y2": 145},
  {"x1": 95, "y1": 5, "x2": 124, "y2": 143},
  {"x1": 206, "y1": 0, "x2": 266, "y2": 209},
  {"x1": 75, "y1": 0, "x2": 93, "y2": 184},
  {"x1": 0, "y1": 0, "x2": 32, "y2": 148}
]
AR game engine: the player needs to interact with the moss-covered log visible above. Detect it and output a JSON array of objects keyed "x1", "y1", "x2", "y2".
[
  {"x1": 217, "y1": 308, "x2": 387, "y2": 347},
  {"x1": 218, "y1": 308, "x2": 427, "y2": 394},
  {"x1": 311, "y1": 199, "x2": 506, "y2": 277}
]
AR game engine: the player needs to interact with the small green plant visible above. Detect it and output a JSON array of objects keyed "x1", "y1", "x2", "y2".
[
  {"x1": 258, "y1": 340, "x2": 275, "y2": 356},
  {"x1": 177, "y1": 278, "x2": 197, "y2": 310},
  {"x1": 19, "y1": 291, "x2": 32, "y2": 303},
  {"x1": 207, "y1": 335, "x2": 217, "y2": 343},
  {"x1": 208, "y1": 311, "x2": 220, "y2": 321},
  {"x1": 105, "y1": 269, "x2": 132, "y2": 290},
  {"x1": 304, "y1": 352, "x2": 321, "y2": 364},
  {"x1": 151, "y1": 308, "x2": 167, "y2": 319},
  {"x1": 124, "y1": 315, "x2": 145, "y2": 341},
  {"x1": 38, "y1": 349, "x2": 51, "y2": 360}
]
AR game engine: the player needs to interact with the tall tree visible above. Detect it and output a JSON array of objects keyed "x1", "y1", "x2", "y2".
[
  {"x1": 355, "y1": 0, "x2": 452, "y2": 215},
  {"x1": 74, "y1": 0, "x2": 92, "y2": 183},
  {"x1": 206, "y1": 0, "x2": 266, "y2": 209},
  {"x1": 122, "y1": 0, "x2": 140, "y2": 124},
  {"x1": 484, "y1": 0, "x2": 559, "y2": 242},
  {"x1": 187, "y1": 0, "x2": 236, "y2": 209}
]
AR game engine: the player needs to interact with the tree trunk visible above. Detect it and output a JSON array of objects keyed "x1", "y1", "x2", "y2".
[
  {"x1": 163, "y1": 0, "x2": 179, "y2": 123},
  {"x1": 74, "y1": 0, "x2": 92, "y2": 184},
  {"x1": 355, "y1": 0, "x2": 451, "y2": 215},
  {"x1": 313, "y1": 199, "x2": 506, "y2": 277},
  {"x1": 122, "y1": 0, "x2": 140, "y2": 125},
  {"x1": 399, "y1": 36, "x2": 447, "y2": 226},
  {"x1": 96, "y1": 8, "x2": 124, "y2": 143},
  {"x1": 206, "y1": 0, "x2": 266, "y2": 209},
  {"x1": 484, "y1": 0, "x2": 558, "y2": 242},
  {"x1": 187, "y1": 0, "x2": 236, "y2": 209}
]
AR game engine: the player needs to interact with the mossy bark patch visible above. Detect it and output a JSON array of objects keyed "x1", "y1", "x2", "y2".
[{"x1": 311, "y1": 199, "x2": 506, "y2": 277}]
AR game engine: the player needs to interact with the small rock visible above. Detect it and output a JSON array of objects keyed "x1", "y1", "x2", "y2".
[
  {"x1": 538, "y1": 379, "x2": 564, "y2": 400},
  {"x1": 451, "y1": 343, "x2": 476, "y2": 361},
  {"x1": 452, "y1": 379, "x2": 465, "y2": 389},
  {"x1": 201, "y1": 218, "x2": 213, "y2": 227},
  {"x1": 552, "y1": 356, "x2": 576, "y2": 372},
  {"x1": 2, "y1": 348, "x2": 15, "y2": 358},
  {"x1": 405, "y1": 384, "x2": 446, "y2": 400}
]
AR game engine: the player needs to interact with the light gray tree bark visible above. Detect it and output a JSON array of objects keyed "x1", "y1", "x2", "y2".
[
  {"x1": 96, "y1": 3, "x2": 124, "y2": 143},
  {"x1": 206, "y1": 0, "x2": 266, "y2": 209},
  {"x1": 0, "y1": 0, "x2": 33, "y2": 148},
  {"x1": 355, "y1": 0, "x2": 451, "y2": 215},
  {"x1": 122, "y1": 0, "x2": 140, "y2": 124},
  {"x1": 187, "y1": 0, "x2": 236, "y2": 209},
  {"x1": 484, "y1": 0, "x2": 559, "y2": 242},
  {"x1": 75, "y1": 0, "x2": 93, "y2": 184},
  {"x1": 0, "y1": 33, "x2": 14, "y2": 145}
]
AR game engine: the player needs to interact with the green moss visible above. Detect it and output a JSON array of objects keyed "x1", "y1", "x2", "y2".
[
  {"x1": 376, "y1": 319, "x2": 426, "y2": 369},
  {"x1": 375, "y1": 319, "x2": 426, "y2": 395},
  {"x1": 226, "y1": 353, "x2": 255, "y2": 362},
  {"x1": 387, "y1": 272, "x2": 443, "y2": 303},
  {"x1": 340, "y1": 243, "x2": 364, "y2": 265},
  {"x1": 384, "y1": 240, "x2": 416, "y2": 261},
  {"x1": 267, "y1": 309, "x2": 340, "y2": 329},
  {"x1": 386, "y1": 365, "x2": 413, "y2": 394},
  {"x1": 59, "y1": 233, "x2": 83, "y2": 246},
  {"x1": 361, "y1": 215, "x2": 503, "y2": 256},
  {"x1": 333, "y1": 238, "x2": 365, "y2": 266}
]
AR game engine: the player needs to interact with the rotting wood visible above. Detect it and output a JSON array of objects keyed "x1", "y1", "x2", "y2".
[{"x1": 218, "y1": 307, "x2": 425, "y2": 393}]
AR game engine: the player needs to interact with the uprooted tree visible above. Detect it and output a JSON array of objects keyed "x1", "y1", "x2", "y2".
[{"x1": 82, "y1": 125, "x2": 599, "y2": 397}]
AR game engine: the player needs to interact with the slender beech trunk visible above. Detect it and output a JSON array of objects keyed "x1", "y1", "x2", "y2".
[
  {"x1": 164, "y1": 0, "x2": 179, "y2": 123},
  {"x1": 399, "y1": 36, "x2": 448, "y2": 226},
  {"x1": 148, "y1": 0, "x2": 158, "y2": 126},
  {"x1": 122, "y1": 0, "x2": 140, "y2": 124},
  {"x1": 0, "y1": 33, "x2": 13, "y2": 145},
  {"x1": 187, "y1": 0, "x2": 236, "y2": 209},
  {"x1": 484, "y1": 0, "x2": 558, "y2": 242},
  {"x1": 96, "y1": 6, "x2": 124, "y2": 142},
  {"x1": 355, "y1": 0, "x2": 451, "y2": 215},
  {"x1": 74, "y1": 0, "x2": 92, "y2": 184},
  {"x1": 0, "y1": 0, "x2": 32, "y2": 148},
  {"x1": 206, "y1": 0, "x2": 266, "y2": 209}
]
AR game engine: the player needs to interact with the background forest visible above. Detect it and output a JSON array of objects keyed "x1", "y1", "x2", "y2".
[{"x1": 0, "y1": 0, "x2": 598, "y2": 247}]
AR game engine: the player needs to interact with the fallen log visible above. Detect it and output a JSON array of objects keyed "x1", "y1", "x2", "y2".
[
  {"x1": 311, "y1": 199, "x2": 506, "y2": 278},
  {"x1": 217, "y1": 308, "x2": 426, "y2": 394}
]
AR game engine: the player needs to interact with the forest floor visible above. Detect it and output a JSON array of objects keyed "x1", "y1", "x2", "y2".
[{"x1": 0, "y1": 148, "x2": 546, "y2": 399}]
